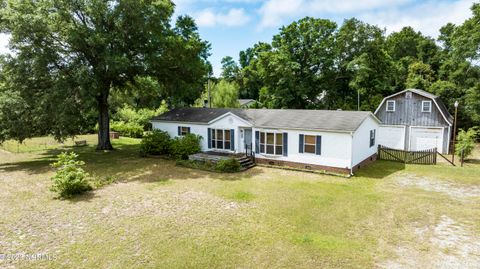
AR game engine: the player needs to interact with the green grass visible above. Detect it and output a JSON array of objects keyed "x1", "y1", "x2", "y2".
[{"x1": 0, "y1": 136, "x2": 479, "y2": 268}]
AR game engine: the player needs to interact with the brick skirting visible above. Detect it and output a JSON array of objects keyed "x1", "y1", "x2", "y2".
[
  {"x1": 255, "y1": 153, "x2": 377, "y2": 175},
  {"x1": 351, "y1": 153, "x2": 377, "y2": 173}
]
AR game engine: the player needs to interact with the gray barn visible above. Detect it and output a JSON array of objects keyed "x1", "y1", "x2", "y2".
[{"x1": 374, "y1": 89, "x2": 453, "y2": 154}]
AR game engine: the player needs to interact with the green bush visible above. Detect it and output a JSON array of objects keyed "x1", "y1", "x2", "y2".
[
  {"x1": 140, "y1": 130, "x2": 171, "y2": 156},
  {"x1": 176, "y1": 159, "x2": 217, "y2": 171},
  {"x1": 215, "y1": 158, "x2": 241, "y2": 172},
  {"x1": 170, "y1": 134, "x2": 202, "y2": 160},
  {"x1": 455, "y1": 127, "x2": 478, "y2": 159},
  {"x1": 50, "y1": 152, "x2": 92, "y2": 198},
  {"x1": 110, "y1": 120, "x2": 144, "y2": 138}
]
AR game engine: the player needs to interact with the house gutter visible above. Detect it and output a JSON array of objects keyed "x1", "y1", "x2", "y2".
[{"x1": 350, "y1": 131, "x2": 354, "y2": 176}]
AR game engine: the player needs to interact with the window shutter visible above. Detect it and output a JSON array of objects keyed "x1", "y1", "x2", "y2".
[
  {"x1": 187, "y1": 127, "x2": 191, "y2": 134},
  {"x1": 283, "y1": 132, "x2": 288, "y2": 156},
  {"x1": 299, "y1": 134, "x2": 304, "y2": 153},
  {"x1": 207, "y1": 128, "x2": 211, "y2": 149},
  {"x1": 230, "y1": 129, "x2": 235, "y2": 151},
  {"x1": 178, "y1": 126, "x2": 181, "y2": 136},
  {"x1": 255, "y1": 131, "x2": 260, "y2": 153},
  {"x1": 315, "y1": 136, "x2": 322, "y2": 155}
]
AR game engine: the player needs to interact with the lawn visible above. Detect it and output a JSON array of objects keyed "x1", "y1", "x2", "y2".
[{"x1": 0, "y1": 135, "x2": 479, "y2": 268}]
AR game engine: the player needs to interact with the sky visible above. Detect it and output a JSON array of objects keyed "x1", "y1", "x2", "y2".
[{"x1": 0, "y1": 0, "x2": 476, "y2": 76}]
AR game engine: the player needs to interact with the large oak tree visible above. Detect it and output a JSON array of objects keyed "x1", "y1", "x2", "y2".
[{"x1": 0, "y1": 0, "x2": 210, "y2": 149}]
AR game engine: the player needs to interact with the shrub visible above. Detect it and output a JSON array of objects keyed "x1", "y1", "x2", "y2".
[
  {"x1": 455, "y1": 127, "x2": 478, "y2": 159},
  {"x1": 170, "y1": 134, "x2": 202, "y2": 160},
  {"x1": 110, "y1": 120, "x2": 144, "y2": 138},
  {"x1": 215, "y1": 158, "x2": 241, "y2": 172},
  {"x1": 140, "y1": 130, "x2": 171, "y2": 156},
  {"x1": 50, "y1": 152, "x2": 92, "y2": 198}
]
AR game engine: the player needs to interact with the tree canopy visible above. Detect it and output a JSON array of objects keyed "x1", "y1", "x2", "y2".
[
  {"x1": 220, "y1": 5, "x2": 480, "y2": 129},
  {"x1": 0, "y1": 0, "x2": 210, "y2": 149}
]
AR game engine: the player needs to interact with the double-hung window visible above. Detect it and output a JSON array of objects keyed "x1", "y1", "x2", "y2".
[
  {"x1": 210, "y1": 129, "x2": 231, "y2": 150},
  {"x1": 422, "y1": 100, "x2": 432, "y2": 112},
  {"x1": 304, "y1": 135, "x2": 316, "y2": 154},
  {"x1": 259, "y1": 132, "x2": 283, "y2": 155},
  {"x1": 386, "y1": 100, "x2": 395, "y2": 112},
  {"x1": 370, "y1": 129, "x2": 376, "y2": 147},
  {"x1": 178, "y1": 126, "x2": 190, "y2": 136}
]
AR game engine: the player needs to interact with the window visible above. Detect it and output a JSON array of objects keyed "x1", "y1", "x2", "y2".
[
  {"x1": 386, "y1": 100, "x2": 395, "y2": 112},
  {"x1": 304, "y1": 135, "x2": 316, "y2": 154},
  {"x1": 259, "y1": 132, "x2": 283, "y2": 155},
  {"x1": 210, "y1": 129, "x2": 232, "y2": 150},
  {"x1": 370, "y1": 129, "x2": 376, "y2": 147},
  {"x1": 179, "y1": 126, "x2": 190, "y2": 136},
  {"x1": 422, "y1": 100, "x2": 432, "y2": 112}
]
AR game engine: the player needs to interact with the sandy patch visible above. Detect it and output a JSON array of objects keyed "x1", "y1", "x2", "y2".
[
  {"x1": 379, "y1": 215, "x2": 480, "y2": 269},
  {"x1": 394, "y1": 175, "x2": 480, "y2": 200}
]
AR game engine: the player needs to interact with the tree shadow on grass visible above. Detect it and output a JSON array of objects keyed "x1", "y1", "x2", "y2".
[
  {"x1": 0, "y1": 143, "x2": 264, "y2": 185},
  {"x1": 354, "y1": 160, "x2": 406, "y2": 179}
]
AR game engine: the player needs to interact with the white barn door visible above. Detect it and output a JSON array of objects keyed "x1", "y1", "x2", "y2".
[
  {"x1": 409, "y1": 127, "x2": 443, "y2": 153},
  {"x1": 378, "y1": 126, "x2": 405, "y2": 150}
]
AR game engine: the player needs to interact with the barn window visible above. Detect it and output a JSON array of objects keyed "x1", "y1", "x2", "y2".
[
  {"x1": 370, "y1": 130, "x2": 376, "y2": 147},
  {"x1": 386, "y1": 100, "x2": 395, "y2": 112},
  {"x1": 422, "y1": 101, "x2": 432, "y2": 113}
]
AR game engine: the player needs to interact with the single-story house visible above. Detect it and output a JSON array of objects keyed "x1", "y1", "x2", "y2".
[
  {"x1": 374, "y1": 89, "x2": 453, "y2": 154},
  {"x1": 151, "y1": 108, "x2": 380, "y2": 174}
]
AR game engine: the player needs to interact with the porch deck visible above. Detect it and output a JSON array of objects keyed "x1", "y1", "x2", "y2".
[{"x1": 189, "y1": 151, "x2": 244, "y2": 162}]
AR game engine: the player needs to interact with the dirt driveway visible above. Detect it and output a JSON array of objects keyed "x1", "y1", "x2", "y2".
[{"x1": 378, "y1": 175, "x2": 480, "y2": 269}]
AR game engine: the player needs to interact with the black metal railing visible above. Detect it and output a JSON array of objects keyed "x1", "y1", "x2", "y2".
[{"x1": 245, "y1": 143, "x2": 255, "y2": 163}]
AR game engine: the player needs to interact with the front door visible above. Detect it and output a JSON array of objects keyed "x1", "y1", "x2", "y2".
[{"x1": 243, "y1": 128, "x2": 252, "y2": 152}]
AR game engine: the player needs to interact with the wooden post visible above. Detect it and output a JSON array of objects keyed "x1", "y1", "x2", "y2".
[{"x1": 452, "y1": 102, "x2": 458, "y2": 164}]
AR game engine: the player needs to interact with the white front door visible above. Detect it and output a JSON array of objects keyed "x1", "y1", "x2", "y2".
[{"x1": 409, "y1": 127, "x2": 443, "y2": 152}]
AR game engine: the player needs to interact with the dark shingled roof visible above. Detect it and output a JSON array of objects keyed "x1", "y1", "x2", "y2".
[{"x1": 152, "y1": 108, "x2": 377, "y2": 132}]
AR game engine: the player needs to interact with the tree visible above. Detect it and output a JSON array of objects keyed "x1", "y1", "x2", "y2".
[
  {"x1": 405, "y1": 62, "x2": 435, "y2": 90},
  {"x1": 259, "y1": 17, "x2": 337, "y2": 109},
  {"x1": 450, "y1": 3, "x2": 480, "y2": 64},
  {"x1": 0, "y1": 0, "x2": 210, "y2": 149},
  {"x1": 455, "y1": 128, "x2": 478, "y2": 159},
  {"x1": 220, "y1": 56, "x2": 239, "y2": 82},
  {"x1": 211, "y1": 80, "x2": 239, "y2": 108}
]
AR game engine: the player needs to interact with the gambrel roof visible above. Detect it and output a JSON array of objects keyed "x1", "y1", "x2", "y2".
[
  {"x1": 152, "y1": 107, "x2": 380, "y2": 133},
  {"x1": 374, "y1": 88, "x2": 453, "y2": 125}
]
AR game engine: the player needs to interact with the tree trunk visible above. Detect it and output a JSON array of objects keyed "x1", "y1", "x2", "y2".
[{"x1": 96, "y1": 89, "x2": 114, "y2": 150}]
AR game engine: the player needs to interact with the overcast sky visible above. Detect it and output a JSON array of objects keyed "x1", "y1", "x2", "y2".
[{"x1": 0, "y1": 0, "x2": 476, "y2": 76}]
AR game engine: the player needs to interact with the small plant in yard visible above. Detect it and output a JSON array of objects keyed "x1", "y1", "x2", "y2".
[
  {"x1": 215, "y1": 158, "x2": 241, "y2": 172},
  {"x1": 455, "y1": 127, "x2": 478, "y2": 159},
  {"x1": 170, "y1": 134, "x2": 202, "y2": 160},
  {"x1": 50, "y1": 152, "x2": 92, "y2": 198},
  {"x1": 140, "y1": 130, "x2": 171, "y2": 156}
]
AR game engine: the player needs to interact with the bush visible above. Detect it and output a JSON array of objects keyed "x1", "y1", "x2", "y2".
[
  {"x1": 170, "y1": 134, "x2": 202, "y2": 160},
  {"x1": 50, "y1": 152, "x2": 92, "y2": 198},
  {"x1": 176, "y1": 159, "x2": 241, "y2": 173},
  {"x1": 215, "y1": 158, "x2": 241, "y2": 172},
  {"x1": 455, "y1": 127, "x2": 478, "y2": 159},
  {"x1": 110, "y1": 120, "x2": 144, "y2": 138},
  {"x1": 140, "y1": 130, "x2": 171, "y2": 156}
]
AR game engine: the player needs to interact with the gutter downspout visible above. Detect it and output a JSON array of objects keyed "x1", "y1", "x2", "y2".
[{"x1": 350, "y1": 131, "x2": 354, "y2": 176}]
